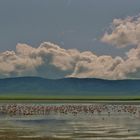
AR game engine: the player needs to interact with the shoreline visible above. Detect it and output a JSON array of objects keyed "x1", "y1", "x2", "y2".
[{"x1": 0, "y1": 99, "x2": 140, "y2": 104}]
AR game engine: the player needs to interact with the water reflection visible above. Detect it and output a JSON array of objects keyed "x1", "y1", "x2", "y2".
[{"x1": 0, "y1": 102, "x2": 140, "y2": 140}]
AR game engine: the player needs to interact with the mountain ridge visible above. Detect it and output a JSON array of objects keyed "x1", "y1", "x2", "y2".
[{"x1": 0, "y1": 77, "x2": 140, "y2": 96}]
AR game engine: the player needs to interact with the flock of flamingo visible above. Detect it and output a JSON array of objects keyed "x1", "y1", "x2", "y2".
[{"x1": 0, "y1": 103, "x2": 139, "y2": 117}]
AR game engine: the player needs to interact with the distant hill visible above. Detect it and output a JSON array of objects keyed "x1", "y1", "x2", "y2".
[{"x1": 0, "y1": 77, "x2": 140, "y2": 96}]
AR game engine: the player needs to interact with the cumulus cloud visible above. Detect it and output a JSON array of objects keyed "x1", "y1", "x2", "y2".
[
  {"x1": 0, "y1": 41, "x2": 140, "y2": 79},
  {"x1": 1, "y1": 15, "x2": 140, "y2": 79},
  {"x1": 101, "y1": 15, "x2": 140, "y2": 48}
]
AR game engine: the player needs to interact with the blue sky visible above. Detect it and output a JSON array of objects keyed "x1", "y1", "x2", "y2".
[
  {"x1": 1, "y1": 0, "x2": 140, "y2": 79},
  {"x1": 0, "y1": 0, "x2": 140, "y2": 56}
]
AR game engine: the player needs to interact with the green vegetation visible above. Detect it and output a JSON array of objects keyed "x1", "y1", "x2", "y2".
[{"x1": 0, "y1": 95, "x2": 140, "y2": 101}]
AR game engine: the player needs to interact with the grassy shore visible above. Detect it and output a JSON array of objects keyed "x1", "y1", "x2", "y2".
[{"x1": 0, "y1": 95, "x2": 140, "y2": 101}]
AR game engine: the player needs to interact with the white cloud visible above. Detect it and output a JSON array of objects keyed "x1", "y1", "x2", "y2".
[
  {"x1": 1, "y1": 15, "x2": 140, "y2": 79},
  {"x1": 0, "y1": 41, "x2": 140, "y2": 79},
  {"x1": 101, "y1": 16, "x2": 140, "y2": 48}
]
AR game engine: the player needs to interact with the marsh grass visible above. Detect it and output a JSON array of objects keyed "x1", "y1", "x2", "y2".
[{"x1": 0, "y1": 95, "x2": 140, "y2": 101}]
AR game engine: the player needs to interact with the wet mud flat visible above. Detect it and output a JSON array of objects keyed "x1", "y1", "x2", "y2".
[{"x1": 0, "y1": 121, "x2": 69, "y2": 140}]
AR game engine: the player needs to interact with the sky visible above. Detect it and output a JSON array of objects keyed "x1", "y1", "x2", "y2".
[
  {"x1": 1, "y1": 0, "x2": 140, "y2": 79},
  {"x1": 0, "y1": 0, "x2": 140, "y2": 55}
]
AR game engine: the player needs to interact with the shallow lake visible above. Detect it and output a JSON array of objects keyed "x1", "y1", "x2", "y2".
[{"x1": 0, "y1": 102, "x2": 140, "y2": 140}]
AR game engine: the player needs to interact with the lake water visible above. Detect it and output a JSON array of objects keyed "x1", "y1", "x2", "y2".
[{"x1": 0, "y1": 102, "x2": 140, "y2": 140}]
